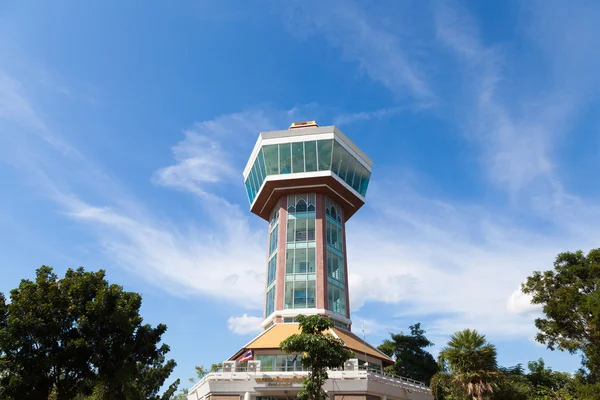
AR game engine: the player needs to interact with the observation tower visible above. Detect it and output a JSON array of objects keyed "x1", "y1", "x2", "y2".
[
  {"x1": 243, "y1": 121, "x2": 371, "y2": 332},
  {"x1": 186, "y1": 122, "x2": 433, "y2": 400},
  {"x1": 229, "y1": 121, "x2": 394, "y2": 371}
]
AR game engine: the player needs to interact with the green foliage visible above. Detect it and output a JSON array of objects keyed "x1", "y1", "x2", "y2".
[
  {"x1": 280, "y1": 315, "x2": 353, "y2": 400},
  {"x1": 432, "y1": 329, "x2": 501, "y2": 400},
  {"x1": 378, "y1": 322, "x2": 438, "y2": 385},
  {"x1": 493, "y1": 364, "x2": 531, "y2": 400},
  {"x1": 193, "y1": 363, "x2": 222, "y2": 380},
  {"x1": 0, "y1": 266, "x2": 178, "y2": 400},
  {"x1": 173, "y1": 387, "x2": 189, "y2": 400},
  {"x1": 527, "y1": 359, "x2": 574, "y2": 395},
  {"x1": 179, "y1": 362, "x2": 224, "y2": 397},
  {"x1": 522, "y1": 248, "x2": 600, "y2": 382}
]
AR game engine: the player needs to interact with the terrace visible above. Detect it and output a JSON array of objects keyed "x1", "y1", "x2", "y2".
[{"x1": 187, "y1": 361, "x2": 432, "y2": 400}]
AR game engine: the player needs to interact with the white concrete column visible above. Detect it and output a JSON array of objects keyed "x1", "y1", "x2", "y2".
[{"x1": 244, "y1": 392, "x2": 251, "y2": 400}]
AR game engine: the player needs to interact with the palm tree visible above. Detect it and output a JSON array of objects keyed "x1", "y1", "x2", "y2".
[{"x1": 432, "y1": 329, "x2": 500, "y2": 400}]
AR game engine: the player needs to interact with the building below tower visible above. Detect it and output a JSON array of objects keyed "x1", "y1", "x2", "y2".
[{"x1": 186, "y1": 123, "x2": 433, "y2": 400}]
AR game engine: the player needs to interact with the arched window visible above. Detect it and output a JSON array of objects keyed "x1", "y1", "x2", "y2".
[{"x1": 296, "y1": 199, "x2": 307, "y2": 213}]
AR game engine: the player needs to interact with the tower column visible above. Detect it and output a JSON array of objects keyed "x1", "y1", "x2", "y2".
[
  {"x1": 341, "y1": 209, "x2": 351, "y2": 321},
  {"x1": 315, "y1": 193, "x2": 327, "y2": 311},
  {"x1": 274, "y1": 199, "x2": 287, "y2": 319}
]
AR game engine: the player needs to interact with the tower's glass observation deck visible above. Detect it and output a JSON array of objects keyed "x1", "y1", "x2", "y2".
[{"x1": 243, "y1": 125, "x2": 372, "y2": 221}]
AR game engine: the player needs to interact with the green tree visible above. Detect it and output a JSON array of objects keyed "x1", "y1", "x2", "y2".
[
  {"x1": 178, "y1": 363, "x2": 224, "y2": 398},
  {"x1": 0, "y1": 266, "x2": 179, "y2": 400},
  {"x1": 193, "y1": 363, "x2": 222, "y2": 380},
  {"x1": 522, "y1": 249, "x2": 600, "y2": 383},
  {"x1": 378, "y1": 322, "x2": 438, "y2": 385},
  {"x1": 526, "y1": 359, "x2": 574, "y2": 398},
  {"x1": 280, "y1": 315, "x2": 353, "y2": 400},
  {"x1": 431, "y1": 329, "x2": 500, "y2": 400},
  {"x1": 493, "y1": 364, "x2": 532, "y2": 400}
]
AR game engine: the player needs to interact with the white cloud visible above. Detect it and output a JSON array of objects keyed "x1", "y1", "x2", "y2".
[
  {"x1": 9, "y1": 96, "x2": 597, "y2": 342},
  {"x1": 507, "y1": 289, "x2": 540, "y2": 315},
  {"x1": 228, "y1": 314, "x2": 263, "y2": 335},
  {"x1": 152, "y1": 110, "x2": 278, "y2": 197},
  {"x1": 345, "y1": 182, "x2": 600, "y2": 339},
  {"x1": 3, "y1": 2, "x2": 600, "y2": 349},
  {"x1": 56, "y1": 193, "x2": 267, "y2": 309}
]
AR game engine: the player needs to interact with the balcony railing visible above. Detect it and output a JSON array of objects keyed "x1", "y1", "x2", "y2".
[{"x1": 191, "y1": 365, "x2": 431, "y2": 394}]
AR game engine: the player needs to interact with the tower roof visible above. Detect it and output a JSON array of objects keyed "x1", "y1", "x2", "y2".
[{"x1": 229, "y1": 323, "x2": 393, "y2": 365}]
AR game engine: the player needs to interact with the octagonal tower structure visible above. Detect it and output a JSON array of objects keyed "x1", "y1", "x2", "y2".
[{"x1": 243, "y1": 121, "x2": 372, "y2": 332}]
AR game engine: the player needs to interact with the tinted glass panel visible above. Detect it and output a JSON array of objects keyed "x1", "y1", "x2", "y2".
[
  {"x1": 292, "y1": 142, "x2": 305, "y2": 173},
  {"x1": 263, "y1": 145, "x2": 279, "y2": 175},
  {"x1": 345, "y1": 157, "x2": 356, "y2": 187},
  {"x1": 244, "y1": 180, "x2": 252, "y2": 203},
  {"x1": 267, "y1": 255, "x2": 277, "y2": 285},
  {"x1": 352, "y1": 163, "x2": 364, "y2": 193},
  {"x1": 331, "y1": 141, "x2": 344, "y2": 175},
  {"x1": 294, "y1": 281, "x2": 307, "y2": 308},
  {"x1": 307, "y1": 281, "x2": 316, "y2": 308},
  {"x1": 265, "y1": 286, "x2": 275, "y2": 317},
  {"x1": 294, "y1": 248, "x2": 307, "y2": 273},
  {"x1": 279, "y1": 143, "x2": 291, "y2": 174},
  {"x1": 249, "y1": 167, "x2": 257, "y2": 201},
  {"x1": 257, "y1": 148, "x2": 266, "y2": 182},
  {"x1": 304, "y1": 141, "x2": 317, "y2": 172},
  {"x1": 307, "y1": 247, "x2": 316, "y2": 272},
  {"x1": 286, "y1": 249, "x2": 294, "y2": 274},
  {"x1": 360, "y1": 170, "x2": 371, "y2": 196},
  {"x1": 338, "y1": 148, "x2": 351, "y2": 181},
  {"x1": 317, "y1": 140, "x2": 333, "y2": 171},
  {"x1": 252, "y1": 163, "x2": 262, "y2": 192}
]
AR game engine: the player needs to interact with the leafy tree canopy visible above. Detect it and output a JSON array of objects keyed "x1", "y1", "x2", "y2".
[
  {"x1": 432, "y1": 329, "x2": 500, "y2": 400},
  {"x1": 522, "y1": 249, "x2": 600, "y2": 382},
  {"x1": 280, "y1": 315, "x2": 353, "y2": 400},
  {"x1": 378, "y1": 322, "x2": 438, "y2": 385},
  {"x1": 0, "y1": 266, "x2": 179, "y2": 400}
]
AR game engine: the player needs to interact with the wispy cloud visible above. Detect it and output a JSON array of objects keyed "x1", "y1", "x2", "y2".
[
  {"x1": 333, "y1": 102, "x2": 433, "y2": 126},
  {"x1": 55, "y1": 192, "x2": 267, "y2": 308},
  {"x1": 0, "y1": 69, "x2": 80, "y2": 157},
  {"x1": 347, "y1": 180, "x2": 600, "y2": 339},
  {"x1": 153, "y1": 111, "x2": 278, "y2": 197},
  {"x1": 432, "y1": 0, "x2": 600, "y2": 197},
  {"x1": 280, "y1": 0, "x2": 434, "y2": 101},
  {"x1": 3, "y1": 0, "x2": 600, "y2": 350}
]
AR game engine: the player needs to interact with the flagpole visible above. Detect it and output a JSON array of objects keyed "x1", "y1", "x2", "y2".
[{"x1": 362, "y1": 321, "x2": 367, "y2": 370}]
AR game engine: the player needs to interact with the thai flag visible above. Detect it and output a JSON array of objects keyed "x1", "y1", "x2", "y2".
[{"x1": 238, "y1": 350, "x2": 253, "y2": 363}]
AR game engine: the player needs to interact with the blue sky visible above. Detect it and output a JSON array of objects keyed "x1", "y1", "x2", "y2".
[{"x1": 1, "y1": 0, "x2": 600, "y2": 385}]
